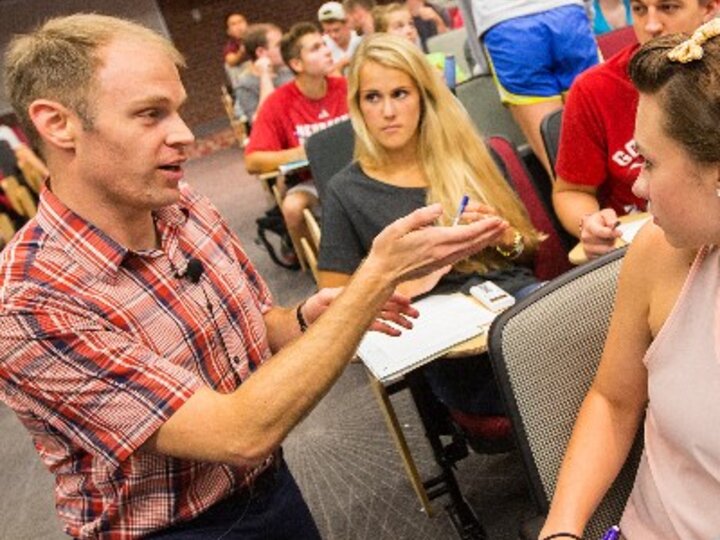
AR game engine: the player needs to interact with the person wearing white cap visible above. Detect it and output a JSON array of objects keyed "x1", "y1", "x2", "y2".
[{"x1": 318, "y1": 1, "x2": 362, "y2": 74}]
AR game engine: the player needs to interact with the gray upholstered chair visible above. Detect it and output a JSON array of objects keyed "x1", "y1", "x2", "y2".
[
  {"x1": 488, "y1": 247, "x2": 643, "y2": 539},
  {"x1": 540, "y1": 108, "x2": 563, "y2": 180},
  {"x1": 305, "y1": 119, "x2": 354, "y2": 204}
]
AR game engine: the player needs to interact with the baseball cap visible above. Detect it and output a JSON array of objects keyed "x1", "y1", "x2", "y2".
[{"x1": 318, "y1": 2, "x2": 346, "y2": 22}]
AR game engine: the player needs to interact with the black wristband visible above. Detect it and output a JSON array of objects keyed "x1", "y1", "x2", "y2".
[
  {"x1": 296, "y1": 300, "x2": 308, "y2": 333},
  {"x1": 541, "y1": 533, "x2": 583, "y2": 540}
]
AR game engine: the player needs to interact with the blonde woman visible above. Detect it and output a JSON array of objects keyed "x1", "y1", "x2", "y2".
[{"x1": 317, "y1": 33, "x2": 542, "y2": 417}]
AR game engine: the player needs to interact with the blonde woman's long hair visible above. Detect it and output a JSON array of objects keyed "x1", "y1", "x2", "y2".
[{"x1": 347, "y1": 33, "x2": 542, "y2": 273}]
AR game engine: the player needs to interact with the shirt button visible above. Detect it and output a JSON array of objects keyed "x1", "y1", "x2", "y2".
[{"x1": 232, "y1": 355, "x2": 240, "y2": 364}]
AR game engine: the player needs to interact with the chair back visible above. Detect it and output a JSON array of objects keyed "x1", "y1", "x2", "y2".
[
  {"x1": 305, "y1": 119, "x2": 354, "y2": 203},
  {"x1": 540, "y1": 109, "x2": 563, "y2": 179},
  {"x1": 426, "y1": 27, "x2": 470, "y2": 75},
  {"x1": 597, "y1": 26, "x2": 637, "y2": 60},
  {"x1": 220, "y1": 85, "x2": 247, "y2": 149},
  {"x1": 488, "y1": 247, "x2": 643, "y2": 538},
  {"x1": 486, "y1": 136, "x2": 573, "y2": 281},
  {"x1": 456, "y1": 76, "x2": 525, "y2": 148}
]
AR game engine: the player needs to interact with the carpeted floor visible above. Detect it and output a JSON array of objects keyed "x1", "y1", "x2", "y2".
[{"x1": 0, "y1": 146, "x2": 536, "y2": 539}]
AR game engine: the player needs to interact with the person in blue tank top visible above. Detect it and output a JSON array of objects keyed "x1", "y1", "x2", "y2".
[{"x1": 593, "y1": 0, "x2": 633, "y2": 34}]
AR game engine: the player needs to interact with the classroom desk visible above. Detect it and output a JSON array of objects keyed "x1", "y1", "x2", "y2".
[
  {"x1": 568, "y1": 212, "x2": 651, "y2": 265},
  {"x1": 365, "y1": 294, "x2": 494, "y2": 538}
]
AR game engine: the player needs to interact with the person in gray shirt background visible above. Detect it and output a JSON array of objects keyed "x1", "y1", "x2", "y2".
[{"x1": 233, "y1": 23, "x2": 294, "y2": 124}]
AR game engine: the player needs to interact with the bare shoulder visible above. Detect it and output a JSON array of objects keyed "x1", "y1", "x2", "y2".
[
  {"x1": 623, "y1": 222, "x2": 696, "y2": 336},
  {"x1": 623, "y1": 222, "x2": 691, "y2": 284}
]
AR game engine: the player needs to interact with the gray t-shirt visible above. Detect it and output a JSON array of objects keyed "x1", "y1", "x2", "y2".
[
  {"x1": 317, "y1": 162, "x2": 426, "y2": 274},
  {"x1": 233, "y1": 66, "x2": 294, "y2": 120}
]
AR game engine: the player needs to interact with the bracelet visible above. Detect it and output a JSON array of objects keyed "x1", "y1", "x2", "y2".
[
  {"x1": 295, "y1": 300, "x2": 309, "y2": 333},
  {"x1": 541, "y1": 533, "x2": 583, "y2": 540},
  {"x1": 495, "y1": 229, "x2": 524, "y2": 259}
]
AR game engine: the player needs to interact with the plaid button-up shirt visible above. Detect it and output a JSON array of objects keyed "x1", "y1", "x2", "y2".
[{"x1": 0, "y1": 184, "x2": 274, "y2": 539}]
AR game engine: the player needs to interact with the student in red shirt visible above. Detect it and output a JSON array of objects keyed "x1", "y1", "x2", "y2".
[
  {"x1": 245, "y1": 22, "x2": 349, "y2": 256},
  {"x1": 553, "y1": 0, "x2": 718, "y2": 260}
]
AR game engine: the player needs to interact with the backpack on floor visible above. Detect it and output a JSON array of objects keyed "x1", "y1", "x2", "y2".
[{"x1": 255, "y1": 205, "x2": 300, "y2": 271}]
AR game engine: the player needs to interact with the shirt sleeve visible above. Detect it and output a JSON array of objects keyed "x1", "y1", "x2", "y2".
[
  {"x1": 554, "y1": 77, "x2": 610, "y2": 188},
  {"x1": 317, "y1": 177, "x2": 367, "y2": 274},
  {"x1": 0, "y1": 289, "x2": 203, "y2": 468}
]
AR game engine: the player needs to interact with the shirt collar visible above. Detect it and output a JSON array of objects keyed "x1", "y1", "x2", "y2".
[{"x1": 35, "y1": 185, "x2": 189, "y2": 281}]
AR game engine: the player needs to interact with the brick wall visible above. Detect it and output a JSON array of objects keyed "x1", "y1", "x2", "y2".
[{"x1": 158, "y1": 0, "x2": 327, "y2": 132}]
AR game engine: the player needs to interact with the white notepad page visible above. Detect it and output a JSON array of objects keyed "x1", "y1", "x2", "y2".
[
  {"x1": 357, "y1": 294, "x2": 495, "y2": 384},
  {"x1": 618, "y1": 216, "x2": 652, "y2": 243}
]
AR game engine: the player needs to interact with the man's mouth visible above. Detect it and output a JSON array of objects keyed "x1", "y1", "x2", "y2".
[{"x1": 158, "y1": 163, "x2": 183, "y2": 172}]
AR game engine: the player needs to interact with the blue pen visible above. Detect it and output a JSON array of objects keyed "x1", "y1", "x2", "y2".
[
  {"x1": 601, "y1": 525, "x2": 620, "y2": 540},
  {"x1": 451, "y1": 195, "x2": 469, "y2": 226}
]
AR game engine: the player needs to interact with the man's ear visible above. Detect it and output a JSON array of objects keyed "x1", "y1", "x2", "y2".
[
  {"x1": 27, "y1": 99, "x2": 79, "y2": 150},
  {"x1": 288, "y1": 56, "x2": 304, "y2": 74}
]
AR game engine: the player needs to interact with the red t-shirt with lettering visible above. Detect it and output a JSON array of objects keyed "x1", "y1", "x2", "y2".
[
  {"x1": 245, "y1": 76, "x2": 349, "y2": 154},
  {"x1": 556, "y1": 44, "x2": 647, "y2": 215}
]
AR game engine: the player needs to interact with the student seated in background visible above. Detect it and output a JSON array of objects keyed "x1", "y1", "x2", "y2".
[
  {"x1": 553, "y1": 0, "x2": 718, "y2": 260},
  {"x1": 318, "y1": 34, "x2": 543, "y2": 420},
  {"x1": 223, "y1": 12, "x2": 249, "y2": 68},
  {"x1": 343, "y1": 0, "x2": 377, "y2": 35},
  {"x1": 373, "y1": 2, "x2": 468, "y2": 84},
  {"x1": 244, "y1": 22, "x2": 349, "y2": 254},
  {"x1": 593, "y1": 0, "x2": 633, "y2": 35},
  {"x1": 233, "y1": 23, "x2": 294, "y2": 123},
  {"x1": 467, "y1": 1, "x2": 599, "y2": 176},
  {"x1": 318, "y1": 1, "x2": 362, "y2": 75},
  {"x1": 405, "y1": 0, "x2": 450, "y2": 52},
  {"x1": 0, "y1": 13, "x2": 507, "y2": 539},
  {"x1": 541, "y1": 23, "x2": 720, "y2": 538}
]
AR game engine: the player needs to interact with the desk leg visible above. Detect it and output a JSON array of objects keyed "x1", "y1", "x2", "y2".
[
  {"x1": 366, "y1": 371, "x2": 434, "y2": 516},
  {"x1": 404, "y1": 369, "x2": 487, "y2": 540}
]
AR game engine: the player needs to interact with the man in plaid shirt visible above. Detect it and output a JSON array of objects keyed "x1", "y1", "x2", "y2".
[{"x1": 0, "y1": 14, "x2": 511, "y2": 539}]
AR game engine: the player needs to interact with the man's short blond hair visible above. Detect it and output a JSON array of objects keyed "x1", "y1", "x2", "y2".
[{"x1": 4, "y1": 13, "x2": 185, "y2": 150}]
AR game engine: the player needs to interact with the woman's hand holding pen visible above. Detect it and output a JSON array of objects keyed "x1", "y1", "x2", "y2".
[
  {"x1": 458, "y1": 201, "x2": 516, "y2": 248},
  {"x1": 457, "y1": 201, "x2": 498, "y2": 223},
  {"x1": 580, "y1": 208, "x2": 622, "y2": 260}
]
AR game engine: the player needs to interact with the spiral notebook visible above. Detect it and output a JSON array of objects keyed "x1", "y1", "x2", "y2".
[{"x1": 357, "y1": 294, "x2": 496, "y2": 384}]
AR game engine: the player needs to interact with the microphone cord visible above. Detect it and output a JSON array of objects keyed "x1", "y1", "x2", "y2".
[{"x1": 170, "y1": 256, "x2": 247, "y2": 388}]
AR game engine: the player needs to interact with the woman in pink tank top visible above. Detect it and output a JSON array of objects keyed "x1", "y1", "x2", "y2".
[{"x1": 540, "y1": 19, "x2": 720, "y2": 540}]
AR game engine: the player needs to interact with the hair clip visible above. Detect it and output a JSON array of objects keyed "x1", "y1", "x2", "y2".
[{"x1": 668, "y1": 19, "x2": 720, "y2": 63}]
